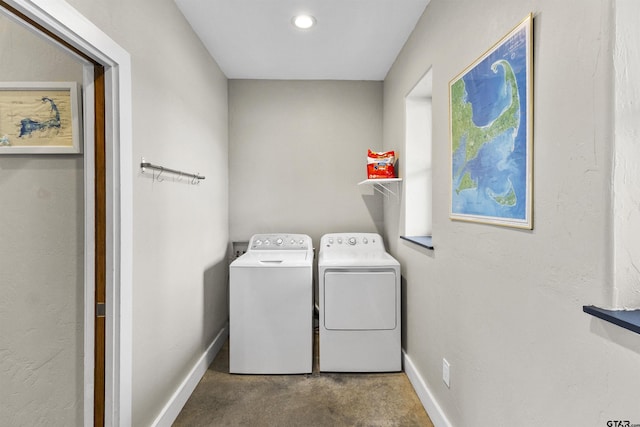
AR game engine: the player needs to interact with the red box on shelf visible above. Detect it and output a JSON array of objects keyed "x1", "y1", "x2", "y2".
[{"x1": 367, "y1": 149, "x2": 396, "y2": 179}]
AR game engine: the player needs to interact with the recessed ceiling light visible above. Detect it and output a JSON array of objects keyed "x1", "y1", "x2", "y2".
[{"x1": 292, "y1": 14, "x2": 316, "y2": 30}]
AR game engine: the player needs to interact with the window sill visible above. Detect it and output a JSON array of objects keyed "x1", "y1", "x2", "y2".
[
  {"x1": 583, "y1": 305, "x2": 640, "y2": 335},
  {"x1": 400, "y1": 235, "x2": 433, "y2": 250}
]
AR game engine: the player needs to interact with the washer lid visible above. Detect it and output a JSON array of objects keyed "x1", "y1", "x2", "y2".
[{"x1": 231, "y1": 250, "x2": 312, "y2": 267}]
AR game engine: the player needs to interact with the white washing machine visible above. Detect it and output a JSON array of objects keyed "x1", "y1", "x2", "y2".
[
  {"x1": 229, "y1": 233, "x2": 313, "y2": 374},
  {"x1": 319, "y1": 233, "x2": 401, "y2": 372}
]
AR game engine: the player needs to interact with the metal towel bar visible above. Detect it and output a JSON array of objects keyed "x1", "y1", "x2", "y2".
[{"x1": 140, "y1": 157, "x2": 205, "y2": 182}]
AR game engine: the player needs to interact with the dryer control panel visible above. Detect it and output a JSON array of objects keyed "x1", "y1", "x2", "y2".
[
  {"x1": 320, "y1": 233, "x2": 384, "y2": 250},
  {"x1": 249, "y1": 233, "x2": 311, "y2": 251}
]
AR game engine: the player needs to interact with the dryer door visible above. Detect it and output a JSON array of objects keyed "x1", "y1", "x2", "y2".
[{"x1": 323, "y1": 270, "x2": 397, "y2": 330}]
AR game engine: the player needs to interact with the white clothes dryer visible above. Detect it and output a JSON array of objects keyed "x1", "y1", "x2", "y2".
[
  {"x1": 229, "y1": 233, "x2": 313, "y2": 374},
  {"x1": 318, "y1": 233, "x2": 401, "y2": 372}
]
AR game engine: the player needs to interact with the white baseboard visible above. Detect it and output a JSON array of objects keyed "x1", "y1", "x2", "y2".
[
  {"x1": 403, "y1": 350, "x2": 452, "y2": 427},
  {"x1": 152, "y1": 323, "x2": 229, "y2": 427}
]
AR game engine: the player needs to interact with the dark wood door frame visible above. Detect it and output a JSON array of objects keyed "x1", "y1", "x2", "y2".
[{"x1": 93, "y1": 63, "x2": 107, "y2": 427}]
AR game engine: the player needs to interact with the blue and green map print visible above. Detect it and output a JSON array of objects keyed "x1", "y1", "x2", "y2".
[{"x1": 450, "y1": 15, "x2": 532, "y2": 229}]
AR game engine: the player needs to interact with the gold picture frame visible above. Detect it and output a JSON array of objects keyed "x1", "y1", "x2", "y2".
[{"x1": 0, "y1": 81, "x2": 81, "y2": 154}]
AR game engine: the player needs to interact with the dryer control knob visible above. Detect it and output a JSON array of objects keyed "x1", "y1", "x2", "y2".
[
  {"x1": 337, "y1": 238, "x2": 343, "y2": 244},
  {"x1": 276, "y1": 238, "x2": 283, "y2": 246},
  {"x1": 348, "y1": 237, "x2": 357, "y2": 245},
  {"x1": 255, "y1": 239, "x2": 262, "y2": 246},
  {"x1": 264, "y1": 239, "x2": 271, "y2": 245},
  {"x1": 363, "y1": 237, "x2": 368, "y2": 244}
]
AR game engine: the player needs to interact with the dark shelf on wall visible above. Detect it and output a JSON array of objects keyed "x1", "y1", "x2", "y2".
[
  {"x1": 400, "y1": 235, "x2": 434, "y2": 250},
  {"x1": 583, "y1": 305, "x2": 640, "y2": 335}
]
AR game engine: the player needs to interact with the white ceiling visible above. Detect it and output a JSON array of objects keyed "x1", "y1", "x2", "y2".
[{"x1": 174, "y1": 0, "x2": 431, "y2": 81}]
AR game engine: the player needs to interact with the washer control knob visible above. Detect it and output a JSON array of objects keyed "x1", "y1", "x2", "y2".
[
  {"x1": 264, "y1": 239, "x2": 271, "y2": 245},
  {"x1": 290, "y1": 239, "x2": 296, "y2": 245},
  {"x1": 337, "y1": 238, "x2": 343, "y2": 244},
  {"x1": 363, "y1": 237, "x2": 368, "y2": 244},
  {"x1": 348, "y1": 237, "x2": 357, "y2": 245},
  {"x1": 276, "y1": 238, "x2": 283, "y2": 246},
  {"x1": 255, "y1": 239, "x2": 262, "y2": 246},
  {"x1": 328, "y1": 238, "x2": 334, "y2": 244}
]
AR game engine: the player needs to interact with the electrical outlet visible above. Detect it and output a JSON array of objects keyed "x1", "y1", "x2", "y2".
[{"x1": 442, "y1": 358, "x2": 450, "y2": 388}]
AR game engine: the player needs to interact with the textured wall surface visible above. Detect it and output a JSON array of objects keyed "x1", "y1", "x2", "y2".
[
  {"x1": 383, "y1": 0, "x2": 640, "y2": 425},
  {"x1": 0, "y1": 11, "x2": 85, "y2": 426}
]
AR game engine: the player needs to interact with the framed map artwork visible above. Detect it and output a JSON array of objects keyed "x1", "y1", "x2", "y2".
[
  {"x1": 449, "y1": 14, "x2": 533, "y2": 229},
  {"x1": 0, "y1": 82, "x2": 81, "y2": 154}
]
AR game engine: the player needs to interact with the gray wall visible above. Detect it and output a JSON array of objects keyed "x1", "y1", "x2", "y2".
[
  {"x1": 63, "y1": 0, "x2": 230, "y2": 425},
  {"x1": 384, "y1": 0, "x2": 640, "y2": 425},
  {"x1": 228, "y1": 79, "x2": 383, "y2": 245},
  {"x1": 0, "y1": 12, "x2": 85, "y2": 426}
]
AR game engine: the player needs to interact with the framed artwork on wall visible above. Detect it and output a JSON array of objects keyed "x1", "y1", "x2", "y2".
[
  {"x1": 0, "y1": 81, "x2": 81, "y2": 154},
  {"x1": 449, "y1": 14, "x2": 533, "y2": 229}
]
